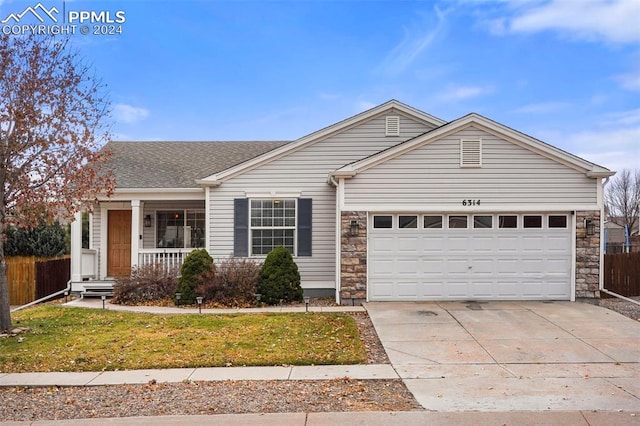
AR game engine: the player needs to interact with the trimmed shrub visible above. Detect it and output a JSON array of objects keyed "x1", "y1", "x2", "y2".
[
  {"x1": 258, "y1": 246, "x2": 303, "y2": 305},
  {"x1": 176, "y1": 249, "x2": 213, "y2": 304},
  {"x1": 112, "y1": 263, "x2": 179, "y2": 305},
  {"x1": 196, "y1": 257, "x2": 262, "y2": 306}
]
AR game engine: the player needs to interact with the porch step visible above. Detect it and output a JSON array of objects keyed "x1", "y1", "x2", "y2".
[{"x1": 80, "y1": 282, "x2": 114, "y2": 299}]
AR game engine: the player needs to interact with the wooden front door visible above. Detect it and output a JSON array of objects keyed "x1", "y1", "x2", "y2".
[{"x1": 107, "y1": 210, "x2": 132, "y2": 276}]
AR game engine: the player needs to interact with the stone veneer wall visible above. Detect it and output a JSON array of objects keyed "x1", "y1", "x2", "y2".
[
  {"x1": 575, "y1": 210, "x2": 601, "y2": 299},
  {"x1": 340, "y1": 211, "x2": 367, "y2": 305}
]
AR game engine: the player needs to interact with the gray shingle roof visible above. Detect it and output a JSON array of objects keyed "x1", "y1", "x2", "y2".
[{"x1": 104, "y1": 141, "x2": 290, "y2": 188}]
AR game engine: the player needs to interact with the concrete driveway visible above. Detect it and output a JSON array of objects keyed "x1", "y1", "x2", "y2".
[{"x1": 364, "y1": 301, "x2": 640, "y2": 412}]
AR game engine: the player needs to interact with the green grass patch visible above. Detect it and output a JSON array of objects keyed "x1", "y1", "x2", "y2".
[{"x1": 1, "y1": 306, "x2": 366, "y2": 372}]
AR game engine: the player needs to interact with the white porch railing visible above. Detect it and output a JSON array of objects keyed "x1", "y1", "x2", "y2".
[
  {"x1": 138, "y1": 248, "x2": 195, "y2": 270},
  {"x1": 81, "y1": 249, "x2": 98, "y2": 279}
]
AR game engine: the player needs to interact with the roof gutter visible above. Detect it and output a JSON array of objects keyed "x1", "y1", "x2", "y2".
[
  {"x1": 195, "y1": 179, "x2": 221, "y2": 187},
  {"x1": 587, "y1": 170, "x2": 616, "y2": 178}
]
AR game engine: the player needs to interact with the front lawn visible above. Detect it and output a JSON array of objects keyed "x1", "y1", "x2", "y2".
[{"x1": 0, "y1": 306, "x2": 366, "y2": 372}]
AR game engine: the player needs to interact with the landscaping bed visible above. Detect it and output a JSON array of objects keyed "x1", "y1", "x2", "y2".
[{"x1": 0, "y1": 379, "x2": 421, "y2": 421}]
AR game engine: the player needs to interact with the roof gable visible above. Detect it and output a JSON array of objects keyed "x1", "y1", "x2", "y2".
[
  {"x1": 331, "y1": 113, "x2": 613, "y2": 179},
  {"x1": 198, "y1": 100, "x2": 446, "y2": 186}
]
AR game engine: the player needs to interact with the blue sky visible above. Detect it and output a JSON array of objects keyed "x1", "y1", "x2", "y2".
[{"x1": 1, "y1": 0, "x2": 639, "y2": 172}]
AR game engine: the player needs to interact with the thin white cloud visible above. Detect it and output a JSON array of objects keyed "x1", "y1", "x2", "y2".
[
  {"x1": 503, "y1": 0, "x2": 640, "y2": 45},
  {"x1": 436, "y1": 84, "x2": 494, "y2": 101},
  {"x1": 613, "y1": 71, "x2": 640, "y2": 92},
  {"x1": 602, "y1": 108, "x2": 640, "y2": 126},
  {"x1": 514, "y1": 101, "x2": 570, "y2": 114},
  {"x1": 377, "y1": 6, "x2": 448, "y2": 75},
  {"x1": 539, "y1": 107, "x2": 640, "y2": 171},
  {"x1": 571, "y1": 127, "x2": 640, "y2": 171},
  {"x1": 113, "y1": 104, "x2": 149, "y2": 124}
]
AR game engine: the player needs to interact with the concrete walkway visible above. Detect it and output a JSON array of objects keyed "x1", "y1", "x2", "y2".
[
  {"x1": 365, "y1": 301, "x2": 640, "y2": 413},
  {"x1": 64, "y1": 297, "x2": 366, "y2": 314}
]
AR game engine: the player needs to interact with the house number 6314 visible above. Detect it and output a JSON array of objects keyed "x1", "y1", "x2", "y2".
[{"x1": 462, "y1": 199, "x2": 481, "y2": 206}]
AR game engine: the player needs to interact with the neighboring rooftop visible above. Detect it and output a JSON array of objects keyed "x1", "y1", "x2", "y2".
[{"x1": 104, "y1": 141, "x2": 290, "y2": 188}]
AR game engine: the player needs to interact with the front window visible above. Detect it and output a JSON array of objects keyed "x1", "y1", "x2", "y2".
[
  {"x1": 156, "y1": 210, "x2": 205, "y2": 248},
  {"x1": 250, "y1": 199, "x2": 296, "y2": 255}
]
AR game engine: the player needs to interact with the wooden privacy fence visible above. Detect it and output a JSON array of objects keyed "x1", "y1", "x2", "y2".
[
  {"x1": 603, "y1": 252, "x2": 640, "y2": 298},
  {"x1": 6, "y1": 256, "x2": 71, "y2": 305}
]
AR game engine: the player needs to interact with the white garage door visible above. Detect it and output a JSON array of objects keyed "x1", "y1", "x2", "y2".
[{"x1": 368, "y1": 213, "x2": 571, "y2": 301}]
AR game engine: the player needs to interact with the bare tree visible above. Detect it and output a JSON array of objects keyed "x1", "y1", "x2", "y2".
[
  {"x1": 0, "y1": 35, "x2": 115, "y2": 332},
  {"x1": 605, "y1": 169, "x2": 640, "y2": 239}
]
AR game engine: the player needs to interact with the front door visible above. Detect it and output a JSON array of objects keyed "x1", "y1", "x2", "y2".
[{"x1": 107, "y1": 210, "x2": 132, "y2": 276}]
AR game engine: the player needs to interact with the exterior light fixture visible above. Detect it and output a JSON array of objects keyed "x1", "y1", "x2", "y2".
[
  {"x1": 175, "y1": 292, "x2": 182, "y2": 306},
  {"x1": 255, "y1": 293, "x2": 262, "y2": 305},
  {"x1": 101, "y1": 294, "x2": 106, "y2": 309},
  {"x1": 144, "y1": 215, "x2": 152, "y2": 227},
  {"x1": 349, "y1": 220, "x2": 360, "y2": 236},
  {"x1": 196, "y1": 296, "x2": 203, "y2": 314},
  {"x1": 304, "y1": 296, "x2": 310, "y2": 312},
  {"x1": 585, "y1": 219, "x2": 596, "y2": 236}
]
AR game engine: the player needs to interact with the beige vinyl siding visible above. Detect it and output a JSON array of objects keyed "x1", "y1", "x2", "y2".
[
  {"x1": 344, "y1": 127, "x2": 597, "y2": 207},
  {"x1": 142, "y1": 201, "x2": 205, "y2": 249},
  {"x1": 209, "y1": 114, "x2": 434, "y2": 288}
]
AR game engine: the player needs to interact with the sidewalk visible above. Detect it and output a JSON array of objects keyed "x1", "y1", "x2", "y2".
[
  {"x1": 2, "y1": 411, "x2": 640, "y2": 425},
  {"x1": 64, "y1": 297, "x2": 366, "y2": 314},
  {"x1": 0, "y1": 364, "x2": 397, "y2": 387}
]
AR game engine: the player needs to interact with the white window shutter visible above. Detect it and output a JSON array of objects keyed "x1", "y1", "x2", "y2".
[
  {"x1": 385, "y1": 115, "x2": 400, "y2": 136},
  {"x1": 460, "y1": 140, "x2": 482, "y2": 167}
]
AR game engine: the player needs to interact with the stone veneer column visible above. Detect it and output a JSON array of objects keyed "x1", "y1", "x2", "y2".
[
  {"x1": 575, "y1": 210, "x2": 601, "y2": 299},
  {"x1": 340, "y1": 211, "x2": 367, "y2": 305}
]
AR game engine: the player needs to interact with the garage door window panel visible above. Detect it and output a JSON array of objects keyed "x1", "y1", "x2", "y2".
[
  {"x1": 424, "y1": 216, "x2": 443, "y2": 229},
  {"x1": 523, "y1": 215, "x2": 542, "y2": 228},
  {"x1": 399, "y1": 215, "x2": 418, "y2": 229},
  {"x1": 373, "y1": 215, "x2": 393, "y2": 229},
  {"x1": 473, "y1": 215, "x2": 493, "y2": 229},
  {"x1": 548, "y1": 215, "x2": 567, "y2": 228},
  {"x1": 498, "y1": 215, "x2": 518, "y2": 229},
  {"x1": 448, "y1": 215, "x2": 468, "y2": 229}
]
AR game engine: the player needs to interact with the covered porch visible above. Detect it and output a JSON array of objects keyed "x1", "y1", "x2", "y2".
[{"x1": 70, "y1": 196, "x2": 206, "y2": 293}]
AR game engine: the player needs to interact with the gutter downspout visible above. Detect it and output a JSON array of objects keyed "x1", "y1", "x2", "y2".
[
  {"x1": 328, "y1": 174, "x2": 341, "y2": 305},
  {"x1": 598, "y1": 178, "x2": 639, "y2": 306},
  {"x1": 600, "y1": 289, "x2": 640, "y2": 306},
  {"x1": 10, "y1": 280, "x2": 72, "y2": 313}
]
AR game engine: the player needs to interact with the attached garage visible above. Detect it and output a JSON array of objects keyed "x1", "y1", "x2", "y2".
[
  {"x1": 334, "y1": 111, "x2": 611, "y2": 304},
  {"x1": 368, "y1": 213, "x2": 572, "y2": 301}
]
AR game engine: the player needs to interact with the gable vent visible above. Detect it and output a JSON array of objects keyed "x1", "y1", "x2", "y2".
[
  {"x1": 385, "y1": 115, "x2": 400, "y2": 136},
  {"x1": 460, "y1": 139, "x2": 482, "y2": 167}
]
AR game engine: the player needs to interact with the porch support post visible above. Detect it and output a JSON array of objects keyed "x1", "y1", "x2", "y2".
[
  {"x1": 70, "y1": 212, "x2": 83, "y2": 282},
  {"x1": 131, "y1": 200, "x2": 141, "y2": 269}
]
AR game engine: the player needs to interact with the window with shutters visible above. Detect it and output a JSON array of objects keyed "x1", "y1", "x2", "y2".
[
  {"x1": 460, "y1": 139, "x2": 482, "y2": 167},
  {"x1": 385, "y1": 115, "x2": 400, "y2": 136},
  {"x1": 250, "y1": 199, "x2": 296, "y2": 255}
]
